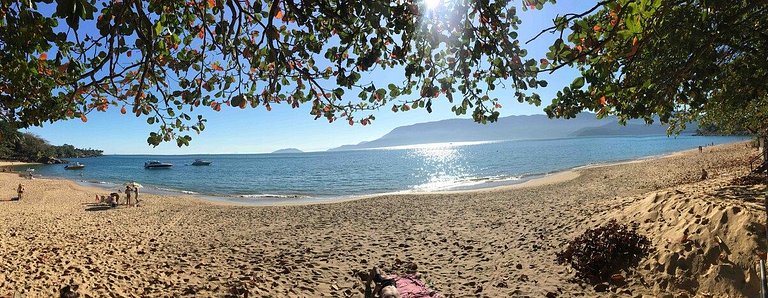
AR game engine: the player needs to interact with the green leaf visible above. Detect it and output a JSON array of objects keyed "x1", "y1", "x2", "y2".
[
  {"x1": 571, "y1": 77, "x2": 585, "y2": 89},
  {"x1": 154, "y1": 22, "x2": 163, "y2": 36}
]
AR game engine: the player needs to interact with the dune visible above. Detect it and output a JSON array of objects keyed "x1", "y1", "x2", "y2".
[
  {"x1": 0, "y1": 142, "x2": 763, "y2": 297},
  {"x1": 594, "y1": 169, "x2": 766, "y2": 297}
]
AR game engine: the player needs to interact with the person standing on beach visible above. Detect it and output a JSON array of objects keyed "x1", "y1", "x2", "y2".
[
  {"x1": 125, "y1": 185, "x2": 133, "y2": 205},
  {"x1": 133, "y1": 186, "x2": 139, "y2": 204},
  {"x1": 16, "y1": 183, "x2": 24, "y2": 200}
]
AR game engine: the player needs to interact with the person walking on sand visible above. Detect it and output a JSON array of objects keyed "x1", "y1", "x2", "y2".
[
  {"x1": 125, "y1": 185, "x2": 133, "y2": 205},
  {"x1": 16, "y1": 183, "x2": 24, "y2": 200}
]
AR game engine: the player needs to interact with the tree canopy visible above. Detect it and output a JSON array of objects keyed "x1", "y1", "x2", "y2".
[
  {"x1": 1, "y1": 0, "x2": 555, "y2": 146},
  {"x1": 539, "y1": 0, "x2": 768, "y2": 135},
  {"x1": 0, "y1": 121, "x2": 102, "y2": 162},
  {"x1": 1, "y1": 0, "x2": 766, "y2": 146}
]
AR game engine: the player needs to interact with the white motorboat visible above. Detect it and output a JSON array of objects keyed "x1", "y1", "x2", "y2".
[{"x1": 144, "y1": 160, "x2": 173, "y2": 169}]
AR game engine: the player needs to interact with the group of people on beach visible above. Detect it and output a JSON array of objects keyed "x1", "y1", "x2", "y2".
[
  {"x1": 698, "y1": 142, "x2": 716, "y2": 153},
  {"x1": 97, "y1": 184, "x2": 140, "y2": 208},
  {"x1": 124, "y1": 184, "x2": 139, "y2": 205}
]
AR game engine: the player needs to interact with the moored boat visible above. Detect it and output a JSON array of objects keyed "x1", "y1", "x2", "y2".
[
  {"x1": 144, "y1": 160, "x2": 173, "y2": 169},
  {"x1": 191, "y1": 159, "x2": 212, "y2": 166},
  {"x1": 64, "y1": 162, "x2": 85, "y2": 170}
]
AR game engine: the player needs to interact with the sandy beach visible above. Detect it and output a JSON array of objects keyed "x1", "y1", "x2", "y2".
[
  {"x1": 0, "y1": 161, "x2": 37, "y2": 168},
  {"x1": 0, "y1": 142, "x2": 764, "y2": 297}
]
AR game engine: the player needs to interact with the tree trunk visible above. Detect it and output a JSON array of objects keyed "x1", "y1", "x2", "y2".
[
  {"x1": 763, "y1": 137, "x2": 768, "y2": 166},
  {"x1": 757, "y1": 134, "x2": 768, "y2": 168},
  {"x1": 760, "y1": 136, "x2": 768, "y2": 169}
]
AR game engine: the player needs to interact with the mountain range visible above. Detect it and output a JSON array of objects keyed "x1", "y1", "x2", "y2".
[{"x1": 328, "y1": 114, "x2": 697, "y2": 151}]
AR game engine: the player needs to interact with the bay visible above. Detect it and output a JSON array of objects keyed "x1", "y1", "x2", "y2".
[{"x1": 19, "y1": 135, "x2": 747, "y2": 203}]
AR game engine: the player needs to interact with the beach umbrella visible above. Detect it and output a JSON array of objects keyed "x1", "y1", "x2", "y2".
[{"x1": 127, "y1": 182, "x2": 144, "y2": 188}]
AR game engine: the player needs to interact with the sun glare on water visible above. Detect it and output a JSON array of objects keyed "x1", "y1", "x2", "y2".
[{"x1": 424, "y1": 0, "x2": 441, "y2": 10}]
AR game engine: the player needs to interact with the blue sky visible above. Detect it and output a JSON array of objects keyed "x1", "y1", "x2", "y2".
[{"x1": 26, "y1": 1, "x2": 598, "y2": 154}]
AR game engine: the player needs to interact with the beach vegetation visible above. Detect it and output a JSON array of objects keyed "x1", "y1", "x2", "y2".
[
  {"x1": 556, "y1": 219, "x2": 651, "y2": 283},
  {"x1": 0, "y1": 0, "x2": 765, "y2": 149},
  {"x1": 0, "y1": 121, "x2": 103, "y2": 162}
]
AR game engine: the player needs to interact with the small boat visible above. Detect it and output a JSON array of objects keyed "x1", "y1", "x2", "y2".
[
  {"x1": 65, "y1": 162, "x2": 85, "y2": 170},
  {"x1": 191, "y1": 159, "x2": 212, "y2": 166},
  {"x1": 144, "y1": 160, "x2": 173, "y2": 169}
]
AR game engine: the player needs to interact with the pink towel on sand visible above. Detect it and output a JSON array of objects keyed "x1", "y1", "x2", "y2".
[{"x1": 393, "y1": 275, "x2": 441, "y2": 298}]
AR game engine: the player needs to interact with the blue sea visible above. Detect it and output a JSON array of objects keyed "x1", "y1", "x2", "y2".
[{"x1": 17, "y1": 135, "x2": 747, "y2": 204}]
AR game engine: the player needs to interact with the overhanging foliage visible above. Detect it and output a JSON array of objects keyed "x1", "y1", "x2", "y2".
[
  {"x1": 1, "y1": 0, "x2": 766, "y2": 146},
  {"x1": 538, "y1": 0, "x2": 768, "y2": 134},
  {"x1": 1, "y1": 0, "x2": 556, "y2": 146}
]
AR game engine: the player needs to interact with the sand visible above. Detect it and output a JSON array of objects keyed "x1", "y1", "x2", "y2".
[
  {"x1": 0, "y1": 161, "x2": 36, "y2": 168},
  {"x1": 0, "y1": 142, "x2": 764, "y2": 297}
]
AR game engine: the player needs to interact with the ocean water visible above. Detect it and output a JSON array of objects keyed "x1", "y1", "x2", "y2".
[{"x1": 17, "y1": 135, "x2": 746, "y2": 203}]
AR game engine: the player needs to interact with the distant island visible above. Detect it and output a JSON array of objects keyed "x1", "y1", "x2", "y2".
[
  {"x1": 1, "y1": 121, "x2": 102, "y2": 163},
  {"x1": 272, "y1": 148, "x2": 304, "y2": 154},
  {"x1": 329, "y1": 114, "x2": 698, "y2": 151}
]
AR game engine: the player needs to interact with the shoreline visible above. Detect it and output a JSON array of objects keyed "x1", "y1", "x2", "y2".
[{"x1": 7, "y1": 141, "x2": 748, "y2": 207}]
